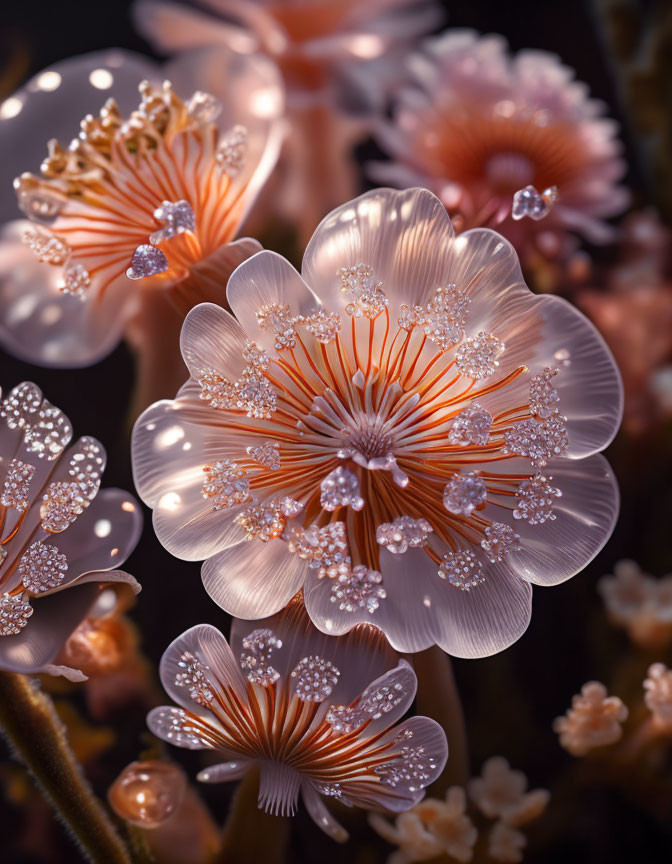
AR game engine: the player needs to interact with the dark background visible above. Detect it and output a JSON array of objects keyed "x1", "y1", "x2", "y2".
[{"x1": 0, "y1": 1, "x2": 670, "y2": 862}]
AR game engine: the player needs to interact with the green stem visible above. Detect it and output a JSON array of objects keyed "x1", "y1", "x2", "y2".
[
  {"x1": 215, "y1": 767, "x2": 290, "y2": 864},
  {"x1": 0, "y1": 671, "x2": 134, "y2": 864}
]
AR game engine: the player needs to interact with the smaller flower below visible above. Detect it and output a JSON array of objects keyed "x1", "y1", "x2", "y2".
[
  {"x1": 553, "y1": 682, "x2": 628, "y2": 757},
  {"x1": 147, "y1": 601, "x2": 447, "y2": 841},
  {"x1": 108, "y1": 761, "x2": 187, "y2": 828}
]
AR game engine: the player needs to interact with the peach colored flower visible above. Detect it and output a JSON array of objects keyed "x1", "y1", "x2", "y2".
[
  {"x1": 370, "y1": 786, "x2": 477, "y2": 863},
  {"x1": 0, "y1": 381, "x2": 141, "y2": 680},
  {"x1": 133, "y1": 187, "x2": 622, "y2": 656},
  {"x1": 488, "y1": 821, "x2": 526, "y2": 864},
  {"x1": 147, "y1": 601, "x2": 447, "y2": 841},
  {"x1": 133, "y1": 0, "x2": 443, "y2": 242},
  {"x1": 468, "y1": 757, "x2": 549, "y2": 828},
  {"x1": 553, "y1": 681, "x2": 628, "y2": 757},
  {"x1": 0, "y1": 49, "x2": 283, "y2": 411},
  {"x1": 598, "y1": 560, "x2": 672, "y2": 649},
  {"x1": 643, "y1": 663, "x2": 672, "y2": 730},
  {"x1": 371, "y1": 31, "x2": 629, "y2": 263}
]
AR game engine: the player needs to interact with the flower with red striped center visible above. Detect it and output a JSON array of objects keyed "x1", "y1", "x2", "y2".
[
  {"x1": 133, "y1": 187, "x2": 622, "y2": 656},
  {"x1": 0, "y1": 49, "x2": 283, "y2": 409},
  {"x1": 147, "y1": 601, "x2": 447, "y2": 841},
  {"x1": 0, "y1": 381, "x2": 141, "y2": 680},
  {"x1": 371, "y1": 32, "x2": 629, "y2": 262}
]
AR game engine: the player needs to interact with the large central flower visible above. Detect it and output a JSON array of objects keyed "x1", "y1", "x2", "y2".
[{"x1": 133, "y1": 187, "x2": 622, "y2": 656}]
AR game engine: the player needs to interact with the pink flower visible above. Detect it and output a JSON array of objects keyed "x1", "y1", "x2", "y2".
[
  {"x1": 0, "y1": 49, "x2": 283, "y2": 410},
  {"x1": 147, "y1": 601, "x2": 448, "y2": 841},
  {"x1": 132, "y1": 187, "x2": 622, "y2": 656},
  {"x1": 133, "y1": 0, "x2": 443, "y2": 242},
  {"x1": 468, "y1": 757, "x2": 549, "y2": 827},
  {"x1": 0, "y1": 381, "x2": 141, "y2": 681},
  {"x1": 371, "y1": 31, "x2": 629, "y2": 261},
  {"x1": 553, "y1": 681, "x2": 628, "y2": 757}
]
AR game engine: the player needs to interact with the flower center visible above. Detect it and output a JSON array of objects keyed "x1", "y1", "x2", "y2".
[{"x1": 485, "y1": 152, "x2": 536, "y2": 193}]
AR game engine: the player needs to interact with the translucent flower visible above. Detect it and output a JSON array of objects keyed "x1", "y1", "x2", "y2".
[
  {"x1": 369, "y1": 786, "x2": 477, "y2": 863},
  {"x1": 371, "y1": 31, "x2": 629, "y2": 262},
  {"x1": 553, "y1": 682, "x2": 628, "y2": 757},
  {"x1": 134, "y1": 0, "x2": 442, "y2": 107},
  {"x1": 468, "y1": 757, "x2": 549, "y2": 827},
  {"x1": 0, "y1": 49, "x2": 283, "y2": 409},
  {"x1": 109, "y1": 760, "x2": 187, "y2": 828},
  {"x1": 147, "y1": 602, "x2": 447, "y2": 841},
  {"x1": 0, "y1": 381, "x2": 141, "y2": 680},
  {"x1": 598, "y1": 560, "x2": 672, "y2": 649},
  {"x1": 133, "y1": 0, "x2": 443, "y2": 242},
  {"x1": 133, "y1": 187, "x2": 622, "y2": 656},
  {"x1": 643, "y1": 663, "x2": 672, "y2": 730}
]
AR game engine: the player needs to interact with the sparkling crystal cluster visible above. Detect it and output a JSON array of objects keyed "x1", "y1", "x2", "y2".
[
  {"x1": 1, "y1": 459, "x2": 35, "y2": 511},
  {"x1": 0, "y1": 592, "x2": 34, "y2": 636},
  {"x1": 448, "y1": 403, "x2": 493, "y2": 446},
  {"x1": 198, "y1": 365, "x2": 276, "y2": 419},
  {"x1": 288, "y1": 522, "x2": 350, "y2": 579},
  {"x1": 330, "y1": 566, "x2": 386, "y2": 613},
  {"x1": 62, "y1": 263, "x2": 91, "y2": 299},
  {"x1": 320, "y1": 466, "x2": 364, "y2": 512},
  {"x1": 150, "y1": 200, "x2": 196, "y2": 245},
  {"x1": 256, "y1": 303, "x2": 298, "y2": 350},
  {"x1": 239, "y1": 628, "x2": 282, "y2": 686},
  {"x1": 337, "y1": 264, "x2": 389, "y2": 318},
  {"x1": 247, "y1": 441, "x2": 280, "y2": 470},
  {"x1": 18, "y1": 541, "x2": 68, "y2": 593},
  {"x1": 174, "y1": 651, "x2": 215, "y2": 706},
  {"x1": 399, "y1": 284, "x2": 470, "y2": 349},
  {"x1": 514, "y1": 474, "x2": 562, "y2": 524},
  {"x1": 202, "y1": 461, "x2": 250, "y2": 510},
  {"x1": 376, "y1": 516, "x2": 433, "y2": 554},
  {"x1": 511, "y1": 185, "x2": 558, "y2": 221},
  {"x1": 504, "y1": 414, "x2": 569, "y2": 466},
  {"x1": 455, "y1": 332, "x2": 505, "y2": 379},
  {"x1": 438, "y1": 549, "x2": 486, "y2": 591},
  {"x1": 480, "y1": 523, "x2": 521, "y2": 563},
  {"x1": 23, "y1": 225, "x2": 69, "y2": 264},
  {"x1": 290, "y1": 656, "x2": 340, "y2": 701},
  {"x1": 235, "y1": 501, "x2": 286, "y2": 541},
  {"x1": 299, "y1": 309, "x2": 341, "y2": 344},
  {"x1": 216, "y1": 125, "x2": 248, "y2": 177},
  {"x1": 443, "y1": 472, "x2": 487, "y2": 516},
  {"x1": 375, "y1": 744, "x2": 437, "y2": 792}
]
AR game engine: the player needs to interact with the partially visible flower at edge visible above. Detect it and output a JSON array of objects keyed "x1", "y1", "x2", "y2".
[
  {"x1": 0, "y1": 47, "x2": 284, "y2": 412},
  {"x1": 147, "y1": 599, "x2": 448, "y2": 841},
  {"x1": 0, "y1": 381, "x2": 141, "y2": 680},
  {"x1": 643, "y1": 663, "x2": 672, "y2": 730},
  {"x1": 371, "y1": 30, "x2": 629, "y2": 265},
  {"x1": 598, "y1": 559, "x2": 672, "y2": 649}
]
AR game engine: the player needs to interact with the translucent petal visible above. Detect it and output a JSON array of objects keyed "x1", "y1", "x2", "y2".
[
  {"x1": 159, "y1": 623, "x2": 247, "y2": 714},
  {"x1": 301, "y1": 187, "x2": 457, "y2": 311},
  {"x1": 226, "y1": 250, "x2": 322, "y2": 351},
  {"x1": 485, "y1": 453, "x2": 619, "y2": 587},
  {"x1": 201, "y1": 539, "x2": 305, "y2": 619},
  {"x1": 180, "y1": 302, "x2": 249, "y2": 383},
  {"x1": 301, "y1": 783, "x2": 349, "y2": 842},
  {"x1": 0, "y1": 225, "x2": 126, "y2": 367},
  {"x1": 0, "y1": 51, "x2": 160, "y2": 223},
  {"x1": 197, "y1": 760, "x2": 251, "y2": 783}
]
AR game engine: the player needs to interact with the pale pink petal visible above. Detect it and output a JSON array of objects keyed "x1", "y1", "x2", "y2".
[
  {"x1": 133, "y1": 1, "x2": 259, "y2": 55},
  {"x1": 301, "y1": 187, "x2": 457, "y2": 311},
  {"x1": 159, "y1": 623, "x2": 247, "y2": 713},
  {"x1": 0, "y1": 51, "x2": 160, "y2": 223},
  {"x1": 197, "y1": 760, "x2": 251, "y2": 783},
  {"x1": 180, "y1": 302, "x2": 248, "y2": 382},
  {"x1": 226, "y1": 250, "x2": 321, "y2": 350},
  {"x1": 0, "y1": 223, "x2": 127, "y2": 366},
  {"x1": 301, "y1": 783, "x2": 349, "y2": 842},
  {"x1": 201, "y1": 538, "x2": 305, "y2": 619},
  {"x1": 485, "y1": 454, "x2": 619, "y2": 587}
]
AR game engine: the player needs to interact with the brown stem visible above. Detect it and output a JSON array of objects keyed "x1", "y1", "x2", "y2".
[
  {"x1": 216, "y1": 767, "x2": 290, "y2": 864},
  {"x1": 412, "y1": 647, "x2": 470, "y2": 791},
  {"x1": 0, "y1": 671, "x2": 134, "y2": 864}
]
